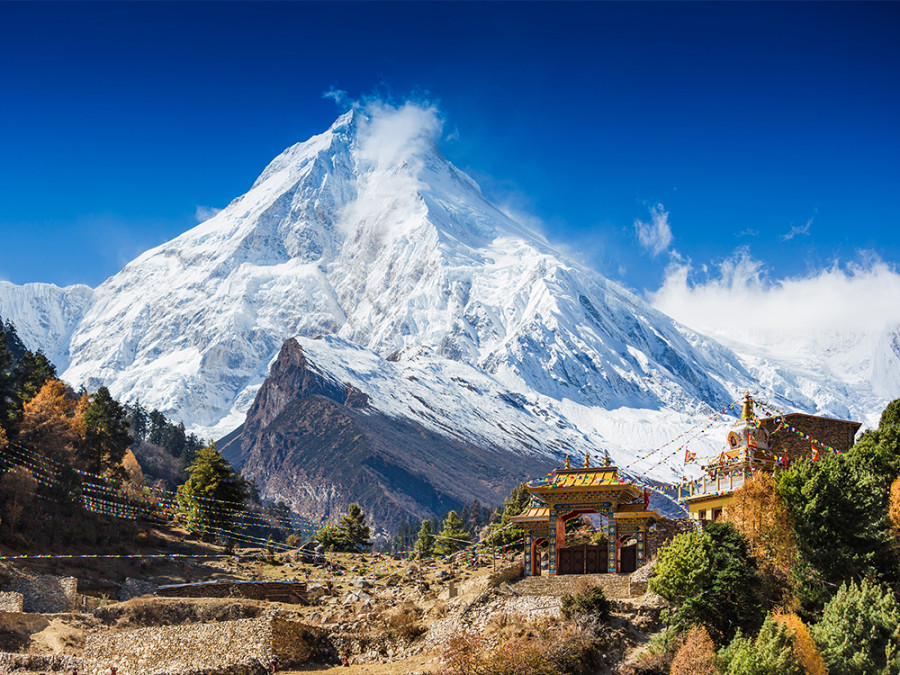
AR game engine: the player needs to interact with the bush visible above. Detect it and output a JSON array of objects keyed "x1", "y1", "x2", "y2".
[
  {"x1": 560, "y1": 585, "x2": 610, "y2": 621},
  {"x1": 717, "y1": 614, "x2": 801, "y2": 674},
  {"x1": 811, "y1": 578, "x2": 900, "y2": 674},
  {"x1": 669, "y1": 625, "x2": 717, "y2": 675},
  {"x1": 382, "y1": 601, "x2": 425, "y2": 642}
]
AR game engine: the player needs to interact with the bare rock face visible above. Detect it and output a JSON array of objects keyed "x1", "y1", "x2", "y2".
[{"x1": 219, "y1": 338, "x2": 552, "y2": 530}]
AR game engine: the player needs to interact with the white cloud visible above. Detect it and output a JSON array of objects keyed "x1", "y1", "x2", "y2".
[
  {"x1": 322, "y1": 87, "x2": 349, "y2": 106},
  {"x1": 355, "y1": 100, "x2": 443, "y2": 170},
  {"x1": 781, "y1": 218, "x2": 812, "y2": 241},
  {"x1": 195, "y1": 206, "x2": 221, "y2": 223},
  {"x1": 634, "y1": 203, "x2": 673, "y2": 257},
  {"x1": 650, "y1": 248, "x2": 900, "y2": 339}
]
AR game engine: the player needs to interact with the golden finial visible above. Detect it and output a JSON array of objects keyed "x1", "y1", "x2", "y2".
[
  {"x1": 740, "y1": 392, "x2": 754, "y2": 422},
  {"x1": 584, "y1": 452, "x2": 591, "y2": 468},
  {"x1": 565, "y1": 454, "x2": 570, "y2": 469},
  {"x1": 604, "y1": 452, "x2": 612, "y2": 467}
]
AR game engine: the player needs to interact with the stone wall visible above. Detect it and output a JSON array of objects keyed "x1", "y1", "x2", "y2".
[
  {"x1": 118, "y1": 578, "x2": 157, "y2": 602},
  {"x1": 7, "y1": 574, "x2": 77, "y2": 613},
  {"x1": 760, "y1": 414, "x2": 860, "y2": 462},
  {"x1": 645, "y1": 517, "x2": 694, "y2": 563},
  {"x1": 84, "y1": 617, "x2": 324, "y2": 675},
  {"x1": 0, "y1": 652, "x2": 83, "y2": 673},
  {"x1": 0, "y1": 591, "x2": 23, "y2": 612},
  {"x1": 155, "y1": 581, "x2": 307, "y2": 604}
]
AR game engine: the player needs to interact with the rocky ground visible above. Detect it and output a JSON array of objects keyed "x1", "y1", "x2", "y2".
[{"x1": 0, "y1": 547, "x2": 669, "y2": 675}]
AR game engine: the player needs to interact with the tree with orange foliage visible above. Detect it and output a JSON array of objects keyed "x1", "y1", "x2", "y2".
[
  {"x1": 724, "y1": 472, "x2": 796, "y2": 605},
  {"x1": 773, "y1": 612, "x2": 826, "y2": 675},
  {"x1": 888, "y1": 475, "x2": 900, "y2": 541},
  {"x1": 670, "y1": 625, "x2": 718, "y2": 675},
  {"x1": 0, "y1": 425, "x2": 7, "y2": 448},
  {"x1": 18, "y1": 378, "x2": 82, "y2": 465}
]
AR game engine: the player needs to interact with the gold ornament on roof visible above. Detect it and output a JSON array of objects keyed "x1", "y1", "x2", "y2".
[
  {"x1": 739, "y1": 392, "x2": 755, "y2": 424},
  {"x1": 584, "y1": 452, "x2": 591, "y2": 468},
  {"x1": 565, "y1": 454, "x2": 570, "y2": 469}
]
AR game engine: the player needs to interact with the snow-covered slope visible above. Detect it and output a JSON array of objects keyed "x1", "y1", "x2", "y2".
[
  {"x1": 0, "y1": 281, "x2": 94, "y2": 371},
  {"x1": 0, "y1": 106, "x2": 895, "y2": 480}
]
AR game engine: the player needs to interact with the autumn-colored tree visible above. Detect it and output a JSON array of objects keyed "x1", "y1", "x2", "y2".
[
  {"x1": 889, "y1": 475, "x2": 900, "y2": 541},
  {"x1": 725, "y1": 472, "x2": 797, "y2": 574},
  {"x1": 773, "y1": 612, "x2": 827, "y2": 675},
  {"x1": 18, "y1": 379, "x2": 81, "y2": 465},
  {"x1": 122, "y1": 449, "x2": 144, "y2": 486},
  {"x1": 0, "y1": 425, "x2": 7, "y2": 448},
  {"x1": 670, "y1": 625, "x2": 718, "y2": 675}
]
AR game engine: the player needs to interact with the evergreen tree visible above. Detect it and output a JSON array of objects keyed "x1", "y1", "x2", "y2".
[
  {"x1": 11, "y1": 349, "x2": 56, "y2": 416},
  {"x1": 414, "y1": 519, "x2": 435, "y2": 558},
  {"x1": 811, "y1": 578, "x2": 900, "y2": 674},
  {"x1": 80, "y1": 386, "x2": 131, "y2": 478},
  {"x1": 776, "y1": 398, "x2": 900, "y2": 613},
  {"x1": 316, "y1": 503, "x2": 372, "y2": 552},
  {"x1": 337, "y1": 503, "x2": 371, "y2": 552},
  {"x1": 435, "y1": 510, "x2": 470, "y2": 556},
  {"x1": 487, "y1": 483, "x2": 530, "y2": 547},
  {"x1": 650, "y1": 521, "x2": 764, "y2": 645},
  {"x1": 717, "y1": 614, "x2": 801, "y2": 674},
  {"x1": 177, "y1": 442, "x2": 249, "y2": 532},
  {"x1": 147, "y1": 409, "x2": 167, "y2": 446},
  {"x1": 128, "y1": 401, "x2": 148, "y2": 441}
]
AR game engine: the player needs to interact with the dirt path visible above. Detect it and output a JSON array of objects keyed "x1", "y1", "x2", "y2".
[{"x1": 289, "y1": 649, "x2": 442, "y2": 674}]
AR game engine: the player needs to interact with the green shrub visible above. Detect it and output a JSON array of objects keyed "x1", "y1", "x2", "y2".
[
  {"x1": 718, "y1": 614, "x2": 801, "y2": 674},
  {"x1": 811, "y1": 578, "x2": 900, "y2": 674},
  {"x1": 649, "y1": 521, "x2": 764, "y2": 645},
  {"x1": 560, "y1": 585, "x2": 610, "y2": 621}
]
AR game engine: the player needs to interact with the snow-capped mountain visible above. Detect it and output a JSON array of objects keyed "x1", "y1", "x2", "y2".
[{"x1": 1, "y1": 106, "x2": 896, "y2": 489}]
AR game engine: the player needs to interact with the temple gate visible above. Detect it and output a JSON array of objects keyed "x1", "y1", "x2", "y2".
[{"x1": 511, "y1": 453, "x2": 659, "y2": 576}]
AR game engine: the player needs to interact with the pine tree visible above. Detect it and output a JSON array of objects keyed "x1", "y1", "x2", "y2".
[
  {"x1": 12, "y1": 350, "x2": 56, "y2": 409},
  {"x1": 487, "y1": 483, "x2": 530, "y2": 547},
  {"x1": 79, "y1": 386, "x2": 131, "y2": 478},
  {"x1": 811, "y1": 578, "x2": 900, "y2": 674},
  {"x1": 718, "y1": 614, "x2": 801, "y2": 674},
  {"x1": 414, "y1": 519, "x2": 435, "y2": 558},
  {"x1": 128, "y1": 401, "x2": 148, "y2": 441},
  {"x1": 316, "y1": 503, "x2": 372, "y2": 552},
  {"x1": 337, "y1": 503, "x2": 371, "y2": 552},
  {"x1": 435, "y1": 510, "x2": 470, "y2": 556},
  {"x1": 177, "y1": 442, "x2": 249, "y2": 533},
  {"x1": 0, "y1": 328, "x2": 14, "y2": 431}
]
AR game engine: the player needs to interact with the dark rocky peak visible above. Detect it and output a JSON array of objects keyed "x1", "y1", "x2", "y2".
[{"x1": 247, "y1": 338, "x2": 368, "y2": 432}]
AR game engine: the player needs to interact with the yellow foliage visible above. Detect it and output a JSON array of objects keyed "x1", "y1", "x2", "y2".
[
  {"x1": 122, "y1": 449, "x2": 144, "y2": 486},
  {"x1": 670, "y1": 625, "x2": 718, "y2": 675},
  {"x1": 724, "y1": 472, "x2": 797, "y2": 574},
  {"x1": 19, "y1": 379, "x2": 82, "y2": 464},
  {"x1": 888, "y1": 475, "x2": 900, "y2": 540},
  {"x1": 0, "y1": 425, "x2": 7, "y2": 447},
  {"x1": 774, "y1": 611, "x2": 827, "y2": 675}
]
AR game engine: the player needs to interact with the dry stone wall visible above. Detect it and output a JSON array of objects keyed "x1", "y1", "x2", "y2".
[
  {"x1": 0, "y1": 652, "x2": 83, "y2": 673},
  {"x1": 7, "y1": 574, "x2": 77, "y2": 613},
  {"x1": 83, "y1": 617, "x2": 325, "y2": 675}
]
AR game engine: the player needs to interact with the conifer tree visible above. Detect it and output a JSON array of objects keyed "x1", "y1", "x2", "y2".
[
  {"x1": 414, "y1": 519, "x2": 435, "y2": 558},
  {"x1": 670, "y1": 625, "x2": 718, "y2": 675},
  {"x1": 717, "y1": 614, "x2": 801, "y2": 674},
  {"x1": 435, "y1": 510, "x2": 470, "y2": 556},
  {"x1": 811, "y1": 578, "x2": 900, "y2": 674},
  {"x1": 488, "y1": 482, "x2": 530, "y2": 547},
  {"x1": 79, "y1": 386, "x2": 131, "y2": 478},
  {"x1": 177, "y1": 442, "x2": 249, "y2": 533},
  {"x1": 337, "y1": 503, "x2": 371, "y2": 552}
]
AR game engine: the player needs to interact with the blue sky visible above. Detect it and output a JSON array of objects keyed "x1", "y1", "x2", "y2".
[{"x1": 1, "y1": 1, "x2": 898, "y2": 300}]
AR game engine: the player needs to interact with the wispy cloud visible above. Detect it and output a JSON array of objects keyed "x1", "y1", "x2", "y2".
[
  {"x1": 738, "y1": 228, "x2": 759, "y2": 238},
  {"x1": 634, "y1": 203, "x2": 673, "y2": 257},
  {"x1": 195, "y1": 206, "x2": 221, "y2": 223},
  {"x1": 650, "y1": 248, "x2": 900, "y2": 338},
  {"x1": 322, "y1": 87, "x2": 350, "y2": 106},
  {"x1": 781, "y1": 218, "x2": 812, "y2": 241}
]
